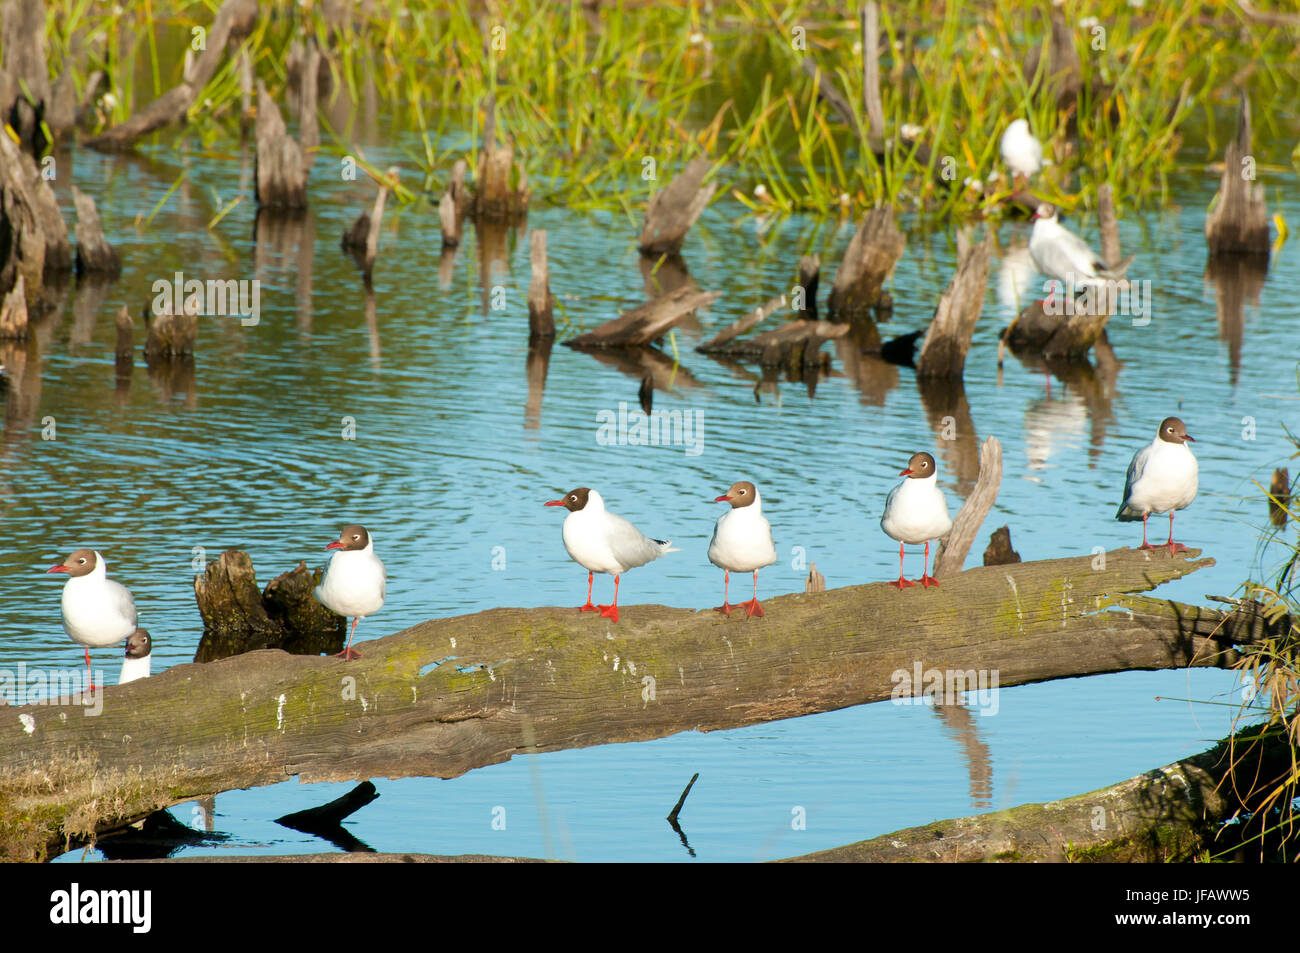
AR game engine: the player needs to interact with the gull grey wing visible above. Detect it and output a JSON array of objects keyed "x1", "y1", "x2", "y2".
[
  {"x1": 606, "y1": 512, "x2": 668, "y2": 569},
  {"x1": 111, "y1": 580, "x2": 139, "y2": 628},
  {"x1": 1116, "y1": 443, "x2": 1152, "y2": 519}
]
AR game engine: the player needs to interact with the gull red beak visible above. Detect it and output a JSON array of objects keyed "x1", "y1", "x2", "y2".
[
  {"x1": 899, "y1": 468, "x2": 913, "y2": 476},
  {"x1": 1183, "y1": 434, "x2": 1195, "y2": 442},
  {"x1": 325, "y1": 541, "x2": 343, "y2": 550},
  {"x1": 544, "y1": 499, "x2": 565, "y2": 507},
  {"x1": 714, "y1": 494, "x2": 729, "y2": 502},
  {"x1": 47, "y1": 564, "x2": 68, "y2": 573}
]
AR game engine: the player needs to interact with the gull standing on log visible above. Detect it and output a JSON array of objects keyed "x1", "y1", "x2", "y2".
[
  {"x1": 1116, "y1": 417, "x2": 1198, "y2": 554},
  {"x1": 315, "y1": 524, "x2": 386, "y2": 661},
  {"x1": 1029, "y1": 203, "x2": 1132, "y2": 302},
  {"x1": 47, "y1": 549, "x2": 138, "y2": 694},
  {"x1": 545, "y1": 487, "x2": 678, "y2": 623},
  {"x1": 880, "y1": 453, "x2": 953, "y2": 589},
  {"x1": 708, "y1": 481, "x2": 777, "y2": 617}
]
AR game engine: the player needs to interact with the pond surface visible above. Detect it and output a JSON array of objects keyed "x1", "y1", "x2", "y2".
[{"x1": 3, "y1": 129, "x2": 1296, "y2": 861}]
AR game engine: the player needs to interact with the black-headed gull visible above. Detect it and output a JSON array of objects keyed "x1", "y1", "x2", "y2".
[
  {"x1": 314, "y1": 524, "x2": 386, "y2": 660},
  {"x1": 120, "y1": 629, "x2": 152, "y2": 684},
  {"x1": 708, "y1": 480, "x2": 777, "y2": 617},
  {"x1": 880, "y1": 452, "x2": 953, "y2": 589},
  {"x1": 47, "y1": 549, "x2": 137, "y2": 693},
  {"x1": 1029, "y1": 203, "x2": 1131, "y2": 301},
  {"x1": 1116, "y1": 417, "x2": 1198, "y2": 554},
  {"x1": 1000, "y1": 118, "x2": 1043, "y2": 185},
  {"x1": 544, "y1": 487, "x2": 677, "y2": 622}
]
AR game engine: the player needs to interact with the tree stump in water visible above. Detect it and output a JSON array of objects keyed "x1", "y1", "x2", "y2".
[
  {"x1": 144, "y1": 299, "x2": 199, "y2": 362},
  {"x1": 0, "y1": 125, "x2": 72, "y2": 290},
  {"x1": 0, "y1": 275, "x2": 28, "y2": 339},
  {"x1": 826, "y1": 207, "x2": 904, "y2": 321},
  {"x1": 527, "y1": 229, "x2": 555, "y2": 339},
  {"x1": 916, "y1": 230, "x2": 991, "y2": 379},
  {"x1": 0, "y1": 0, "x2": 52, "y2": 155},
  {"x1": 1206, "y1": 91, "x2": 1271, "y2": 258},
  {"x1": 637, "y1": 157, "x2": 716, "y2": 256},
  {"x1": 193, "y1": 550, "x2": 345, "y2": 662},
  {"x1": 72, "y1": 187, "x2": 121, "y2": 278},
  {"x1": 472, "y1": 97, "x2": 528, "y2": 221},
  {"x1": 341, "y1": 167, "x2": 397, "y2": 279},
  {"x1": 254, "y1": 82, "x2": 308, "y2": 211},
  {"x1": 983, "y1": 526, "x2": 1022, "y2": 566}
]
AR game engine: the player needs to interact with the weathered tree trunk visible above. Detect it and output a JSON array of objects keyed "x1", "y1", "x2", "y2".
[
  {"x1": 527, "y1": 229, "x2": 555, "y2": 339},
  {"x1": 983, "y1": 526, "x2": 1022, "y2": 566},
  {"x1": 71, "y1": 187, "x2": 121, "y2": 278},
  {"x1": 637, "y1": 157, "x2": 716, "y2": 256},
  {"x1": 472, "y1": 96, "x2": 528, "y2": 221},
  {"x1": 697, "y1": 295, "x2": 788, "y2": 352},
  {"x1": 1023, "y1": 3, "x2": 1082, "y2": 113},
  {"x1": 83, "y1": 0, "x2": 258, "y2": 151},
  {"x1": 1, "y1": 0, "x2": 51, "y2": 154},
  {"x1": 0, "y1": 273, "x2": 27, "y2": 338},
  {"x1": 193, "y1": 550, "x2": 345, "y2": 662},
  {"x1": 143, "y1": 299, "x2": 198, "y2": 361},
  {"x1": 932, "y1": 436, "x2": 1001, "y2": 577},
  {"x1": 916, "y1": 231, "x2": 991, "y2": 379},
  {"x1": 783, "y1": 734, "x2": 1292, "y2": 862},
  {"x1": 797, "y1": 254, "x2": 819, "y2": 319},
  {"x1": 0, "y1": 124, "x2": 72, "y2": 295},
  {"x1": 565, "y1": 285, "x2": 719, "y2": 347},
  {"x1": 2, "y1": 545, "x2": 1284, "y2": 860},
  {"x1": 254, "y1": 83, "x2": 308, "y2": 210},
  {"x1": 1206, "y1": 91, "x2": 1271, "y2": 257},
  {"x1": 826, "y1": 207, "x2": 904, "y2": 321},
  {"x1": 341, "y1": 167, "x2": 397, "y2": 279}
]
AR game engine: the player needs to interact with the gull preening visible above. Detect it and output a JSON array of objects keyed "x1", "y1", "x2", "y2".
[
  {"x1": 314, "y1": 524, "x2": 386, "y2": 661},
  {"x1": 1116, "y1": 417, "x2": 1199, "y2": 554},
  {"x1": 47, "y1": 549, "x2": 138, "y2": 693},
  {"x1": 707, "y1": 480, "x2": 777, "y2": 617},
  {"x1": 880, "y1": 452, "x2": 953, "y2": 589},
  {"x1": 545, "y1": 487, "x2": 677, "y2": 623}
]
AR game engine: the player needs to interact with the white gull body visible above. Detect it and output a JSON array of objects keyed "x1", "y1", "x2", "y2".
[
  {"x1": 119, "y1": 653, "x2": 151, "y2": 684},
  {"x1": 561, "y1": 489, "x2": 677, "y2": 574},
  {"x1": 1116, "y1": 435, "x2": 1198, "y2": 520},
  {"x1": 61, "y1": 552, "x2": 137, "y2": 648},
  {"x1": 1000, "y1": 119, "x2": 1043, "y2": 179},
  {"x1": 708, "y1": 489, "x2": 777, "y2": 573},
  {"x1": 315, "y1": 535, "x2": 386, "y2": 619},
  {"x1": 881, "y1": 473, "x2": 953, "y2": 545},
  {"x1": 1029, "y1": 207, "x2": 1124, "y2": 292}
]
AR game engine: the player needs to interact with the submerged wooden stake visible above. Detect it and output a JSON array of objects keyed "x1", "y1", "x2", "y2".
[
  {"x1": 72, "y1": 187, "x2": 121, "y2": 278},
  {"x1": 254, "y1": 82, "x2": 308, "y2": 210},
  {"x1": 527, "y1": 229, "x2": 555, "y2": 339},
  {"x1": 826, "y1": 207, "x2": 905, "y2": 321}
]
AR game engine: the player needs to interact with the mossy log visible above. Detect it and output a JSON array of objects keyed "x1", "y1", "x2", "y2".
[
  {"x1": 1, "y1": 546, "x2": 1286, "y2": 861},
  {"x1": 783, "y1": 734, "x2": 1291, "y2": 862}
]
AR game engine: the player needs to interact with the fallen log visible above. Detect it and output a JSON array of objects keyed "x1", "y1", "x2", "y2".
[
  {"x1": 697, "y1": 295, "x2": 788, "y2": 353},
  {"x1": 1206, "y1": 90, "x2": 1271, "y2": 257},
  {"x1": 71, "y1": 187, "x2": 121, "y2": 279},
  {"x1": 784, "y1": 730, "x2": 1296, "y2": 862},
  {"x1": 916, "y1": 231, "x2": 992, "y2": 379},
  {"x1": 826, "y1": 207, "x2": 904, "y2": 321},
  {"x1": 82, "y1": 0, "x2": 258, "y2": 151},
  {"x1": 2, "y1": 543, "x2": 1282, "y2": 861},
  {"x1": 565, "y1": 285, "x2": 719, "y2": 348},
  {"x1": 637, "y1": 157, "x2": 716, "y2": 256}
]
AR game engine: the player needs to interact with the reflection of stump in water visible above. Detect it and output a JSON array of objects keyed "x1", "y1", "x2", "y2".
[
  {"x1": 475, "y1": 218, "x2": 516, "y2": 316},
  {"x1": 576, "y1": 344, "x2": 701, "y2": 393},
  {"x1": 833, "y1": 328, "x2": 898, "y2": 407},
  {"x1": 144, "y1": 300, "x2": 198, "y2": 406},
  {"x1": 525, "y1": 336, "x2": 553, "y2": 431},
  {"x1": 1, "y1": 335, "x2": 41, "y2": 449},
  {"x1": 916, "y1": 375, "x2": 979, "y2": 493},
  {"x1": 70, "y1": 277, "x2": 113, "y2": 347},
  {"x1": 114, "y1": 305, "x2": 134, "y2": 401},
  {"x1": 193, "y1": 550, "x2": 345, "y2": 662},
  {"x1": 639, "y1": 251, "x2": 695, "y2": 301},
  {"x1": 1204, "y1": 252, "x2": 1267, "y2": 386}
]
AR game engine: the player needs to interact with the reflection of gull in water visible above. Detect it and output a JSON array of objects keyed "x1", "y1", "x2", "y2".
[
  {"x1": 1023, "y1": 393, "x2": 1086, "y2": 475},
  {"x1": 997, "y1": 244, "x2": 1037, "y2": 323}
]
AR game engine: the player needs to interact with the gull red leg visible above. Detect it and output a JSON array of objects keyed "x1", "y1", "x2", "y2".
[
  {"x1": 1138, "y1": 512, "x2": 1158, "y2": 550},
  {"x1": 713, "y1": 570, "x2": 733, "y2": 615},
  {"x1": 919, "y1": 540, "x2": 940, "y2": 588},
  {"x1": 743, "y1": 570, "x2": 765, "y2": 617},
  {"x1": 888, "y1": 542, "x2": 915, "y2": 589},
  {"x1": 578, "y1": 571, "x2": 597, "y2": 612},
  {"x1": 84, "y1": 646, "x2": 95, "y2": 695},
  {"x1": 1166, "y1": 510, "x2": 1186, "y2": 555},
  {"x1": 333, "y1": 617, "x2": 362, "y2": 660},
  {"x1": 599, "y1": 574, "x2": 621, "y2": 622}
]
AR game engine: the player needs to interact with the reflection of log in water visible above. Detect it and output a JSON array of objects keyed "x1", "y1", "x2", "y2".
[
  {"x1": 1204, "y1": 252, "x2": 1267, "y2": 386},
  {"x1": 933, "y1": 702, "x2": 993, "y2": 809},
  {"x1": 70, "y1": 278, "x2": 113, "y2": 348},
  {"x1": 639, "y1": 251, "x2": 695, "y2": 302},
  {"x1": 576, "y1": 345, "x2": 701, "y2": 392},
  {"x1": 832, "y1": 322, "x2": 897, "y2": 406},
  {"x1": 475, "y1": 218, "x2": 515, "y2": 316}
]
